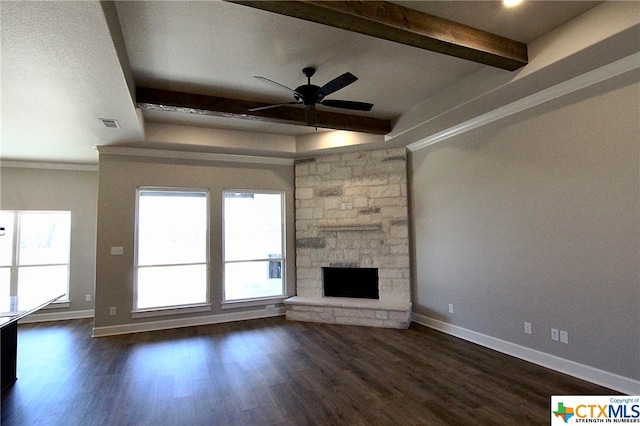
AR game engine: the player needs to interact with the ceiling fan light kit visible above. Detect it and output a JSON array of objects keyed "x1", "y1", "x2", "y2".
[{"x1": 250, "y1": 67, "x2": 374, "y2": 127}]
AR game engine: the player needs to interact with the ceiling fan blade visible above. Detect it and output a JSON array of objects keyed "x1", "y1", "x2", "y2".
[
  {"x1": 318, "y1": 72, "x2": 358, "y2": 97},
  {"x1": 248, "y1": 102, "x2": 301, "y2": 112},
  {"x1": 254, "y1": 76, "x2": 300, "y2": 95},
  {"x1": 320, "y1": 99, "x2": 373, "y2": 111}
]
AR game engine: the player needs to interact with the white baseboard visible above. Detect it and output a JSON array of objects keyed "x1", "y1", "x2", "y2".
[
  {"x1": 412, "y1": 313, "x2": 640, "y2": 396},
  {"x1": 92, "y1": 307, "x2": 285, "y2": 337},
  {"x1": 19, "y1": 309, "x2": 94, "y2": 323}
]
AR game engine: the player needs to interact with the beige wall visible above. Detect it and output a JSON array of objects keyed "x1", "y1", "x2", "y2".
[
  {"x1": 410, "y1": 72, "x2": 639, "y2": 380},
  {"x1": 0, "y1": 166, "x2": 98, "y2": 314},
  {"x1": 94, "y1": 152, "x2": 295, "y2": 329}
]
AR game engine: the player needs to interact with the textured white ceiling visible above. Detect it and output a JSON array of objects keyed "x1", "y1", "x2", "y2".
[
  {"x1": 1, "y1": 1, "x2": 604, "y2": 163},
  {"x1": 1, "y1": 1, "x2": 142, "y2": 163},
  {"x1": 117, "y1": 0, "x2": 483, "y2": 120}
]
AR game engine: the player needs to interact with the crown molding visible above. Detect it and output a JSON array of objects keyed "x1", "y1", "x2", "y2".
[
  {"x1": 408, "y1": 52, "x2": 640, "y2": 152},
  {"x1": 0, "y1": 160, "x2": 98, "y2": 171},
  {"x1": 96, "y1": 146, "x2": 295, "y2": 166}
]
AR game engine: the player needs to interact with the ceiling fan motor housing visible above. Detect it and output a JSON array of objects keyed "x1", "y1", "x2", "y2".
[{"x1": 294, "y1": 84, "x2": 324, "y2": 105}]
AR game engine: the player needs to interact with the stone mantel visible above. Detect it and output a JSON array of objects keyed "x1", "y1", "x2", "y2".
[{"x1": 317, "y1": 223, "x2": 383, "y2": 232}]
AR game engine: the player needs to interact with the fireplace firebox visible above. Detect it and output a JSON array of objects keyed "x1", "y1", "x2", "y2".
[{"x1": 322, "y1": 267, "x2": 379, "y2": 299}]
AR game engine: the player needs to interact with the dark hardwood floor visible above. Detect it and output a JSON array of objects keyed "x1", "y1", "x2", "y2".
[{"x1": 1, "y1": 317, "x2": 616, "y2": 425}]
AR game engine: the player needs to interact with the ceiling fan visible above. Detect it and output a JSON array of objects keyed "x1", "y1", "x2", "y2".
[{"x1": 250, "y1": 67, "x2": 374, "y2": 126}]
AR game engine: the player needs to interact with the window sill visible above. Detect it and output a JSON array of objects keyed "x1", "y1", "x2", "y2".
[
  {"x1": 131, "y1": 303, "x2": 212, "y2": 319},
  {"x1": 44, "y1": 300, "x2": 70, "y2": 310},
  {"x1": 221, "y1": 296, "x2": 287, "y2": 310}
]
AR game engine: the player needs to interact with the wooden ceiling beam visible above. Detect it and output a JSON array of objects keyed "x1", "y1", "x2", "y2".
[
  {"x1": 136, "y1": 87, "x2": 392, "y2": 135},
  {"x1": 227, "y1": 0, "x2": 528, "y2": 71}
]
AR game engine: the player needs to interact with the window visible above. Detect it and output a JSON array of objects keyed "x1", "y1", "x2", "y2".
[
  {"x1": 0, "y1": 211, "x2": 71, "y2": 305},
  {"x1": 223, "y1": 191, "x2": 285, "y2": 302},
  {"x1": 135, "y1": 189, "x2": 209, "y2": 311}
]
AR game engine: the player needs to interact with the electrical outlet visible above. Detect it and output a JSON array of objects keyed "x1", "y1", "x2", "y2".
[
  {"x1": 109, "y1": 307, "x2": 116, "y2": 316},
  {"x1": 85, "y1": 294, "x2": 91, "y2": 302},
  {"x1": 448, "y1": 304, "x2": 454, "y2": 313},
  {"x1": 524, "y1": 322, "x2": 532, "y2": 335},
  {"x1": 560, "y1": 330, "x2": 569, "y2": 344},
  {"x1": 551, "y1": 328, "x2": 559, "y2": 341},
  {"x1": 110, "y1": 246, "x2": 124, "y2": 255}
]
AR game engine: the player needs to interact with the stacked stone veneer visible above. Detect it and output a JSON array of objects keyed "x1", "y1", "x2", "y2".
[{"x1": 286, "y1": 147, "x2": 412, "y2": 329}]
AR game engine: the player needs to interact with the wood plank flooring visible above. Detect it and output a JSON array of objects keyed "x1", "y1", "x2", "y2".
[{"x1": 1, "y1": 317, "x2": 616, "y2": 425}]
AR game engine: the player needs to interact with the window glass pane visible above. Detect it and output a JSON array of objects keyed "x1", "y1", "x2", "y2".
[
  {"x1": 0, "y1": 212, "x2": 15, "y2": 267},
  {"x1": 224, "y1": 261, "x2": 283, "y2": 301},
  {"x1": 138, "y1": 191, "x2": 207, "y2": 265},
  {"x1": 0, "y1": 267, "x2": 10, "y2": 299},
  {"x1": 224, "y1": 193, "x2": 282, "y2": 261},
  {"x1": 18, "y1": 265, "x2": 68, "y2": 303},
  {"x1": 137, "y1": 264, "x2": 207, "y2": 309},
  {"x1": 136, "y1": 189, "x2": 208, "y2": 311},
  {"x1": 18, "y1": 212, "x2": 70, "y2": 266}
]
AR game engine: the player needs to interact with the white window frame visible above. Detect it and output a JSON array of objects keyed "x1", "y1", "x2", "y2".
[
  {"x1": 0, "y1": 210, "x2": 71, "y2": 305},
  {"x1": 132, "y1": 187, "x2": 211, "y2": 317},
  {"x1": 221, "y1": 190, "x2": 286, "y2": 307}
]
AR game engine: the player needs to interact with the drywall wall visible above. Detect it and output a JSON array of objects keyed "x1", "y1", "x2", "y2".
[
  {"x1": 410, "y1": 71, "x2": 639, "y2": 381},
  {"x1": 0, "y1": 165, "x2": 98, "y2": 315},
  {"x1": 93, "y1": 151, "x2": 295, "y2": 331}
]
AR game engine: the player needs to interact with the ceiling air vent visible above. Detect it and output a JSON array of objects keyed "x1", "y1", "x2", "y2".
[{"x1": 99, "y1": 118, "x2": 120, "y2": 129}]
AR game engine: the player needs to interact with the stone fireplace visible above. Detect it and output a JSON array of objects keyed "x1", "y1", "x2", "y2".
[{"x1": 285, "y1": 147, "x2": 412, "y2": 329}]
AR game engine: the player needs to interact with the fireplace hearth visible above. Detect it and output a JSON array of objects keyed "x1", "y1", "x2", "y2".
[{"x1": 323, "y1": 267, "x2": 379, "y2": 299}]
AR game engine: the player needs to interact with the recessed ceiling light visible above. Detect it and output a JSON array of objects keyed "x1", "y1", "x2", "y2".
[{"x1": 503, "y1": 0, "x2": 524, "y2": 7}]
